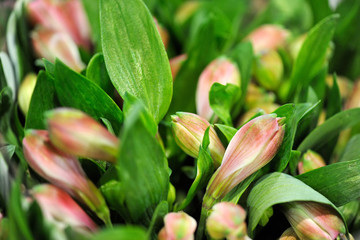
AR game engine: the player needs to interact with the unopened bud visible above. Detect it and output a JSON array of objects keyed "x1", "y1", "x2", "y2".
[
  {"x1": 298, "y1": 150, "x2": 326, "y2": 174},
  {"x1": 196, "y1": 57, "x2": 241, "y2": 120},
  {"x1": 31, "y1": 28, "x2": 85, "y2": 72},
  {"x1": 170, "y1": 54, "x2": 187, "y2": 79},
  {"x1": 206, "y1": 202, "x2": 248, "y2": 240},
  {"x1": 204, "y1": 115, "x2": 285, "y2": 209},
  {"x1": 18, "y1": 73, "x2": 37, "y2": 115},
  {"x1": 32, "y1": 184, "x2": 97, "y2": 232},
  {"x1": 253, "y1": 50, "x2": 283, "y2": 91},
  {"x1": 171, "y1": 112, "x2": 225, "y2": 168},
  {"x1": 245, "y1": 83, "x2": 276, "y2": 110},
  {"x1": 279, "y1": 228, "x2": 300, "y2": 240},
  {"x1": 245, "y1": 25, "x2": 289, "y2": 54},
  {"x1": 46, "y1": 108, "x2": 119, "y2": 163},
  {"x1": 282, "y1": 201, "x2": 346, "y2": 240},
  {"x1": 158, "y1": 212, "x2": 197, "y2": 240},
  {"x1": 237, "y1": 103, "x2": 279, "y2": 127}
]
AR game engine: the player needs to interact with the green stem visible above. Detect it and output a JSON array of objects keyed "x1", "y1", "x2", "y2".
[{"x1": 196, "y1": 207, "x2": 208, "y2": 240}]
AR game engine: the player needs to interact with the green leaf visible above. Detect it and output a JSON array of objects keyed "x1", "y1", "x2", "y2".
[
  {"x1": 42, "y1": 59, "x2": 55, "y2": 76},
  {"x1": 306, "y1": 0, "x2": 332, "y2": 24},
  {"x1": 209, "y1": 83, "x2": 241, "y2": 126},
  {"x1": 100, "y1": 0, "x2": 172, "y2": 123},
  {"x1": 297, "y1": 108, "x2": 360, "y2": 153},
  {"x1": 86, "y1": 53, "x2": 113, "y2": 95},
  {"x1": 223, "y1": 171, "x2": 259, "y2": 204},
  {"x1": 81, "y1": 0, "x2": 101, "y2": 50},
  {"x1": 175, "y1": 128, "x2": 214, "y2": 211},
  {"x1": 147, "y1": 201, "x2": 168, "y2": 239},
  {"x1": 54, "y1": 60, "x2": 123, "y2": 133},
  {"x1": 287, "y1": 15, "x2": 338, "y2": 100},
  {"x1": 297, "y1": 159, "x2": 360, "y2": 206},
  {"x1": 0, "y1": 52, "x2": 16, "y2": 96},
  {"x1": 247, "y1": 172, "x2": 346, "y2": 236},
  {"x1": 91, "y1": 226, "x2": 147, "y2": 240},
  {"x1": 0, "y1": 145, "x2": 14, "y2": 204},
  {"x1": 339, "y1": 134, "x2": 360, "y2": 162},
  {"x1": 326, "y1": 74, "x2": 341, "y2": 119},
  {"x1": 0, "y1": 87, "x2": 18, "y2": 146},
  {"x1": 25, "y1": 71, "x2": 58, "y2": 129},
  {"x1": 214, "y1": 124, "x2": 237, "y2": 145},
  {"x1": 117, "y1": 102, "x2": 169, "y2": 224}
]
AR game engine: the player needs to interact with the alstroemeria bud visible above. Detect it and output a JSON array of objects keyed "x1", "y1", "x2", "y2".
[
  {"x1": 245, "y1": 25, "x2": 290, "y2": 54},
  {"x1": 206, "y1": 202, "x2": 247, "y2": 240},
  {"x1": 196, "y1": 57, "x2": 241, "y2": 120},
  {"x1": 171, "y1": 112, "x2": 225, "y2": 167},
  {"x1": 18, "y1": 73, "x2": 37, "y2": 115},
  {"x1": 31, "y1": 28, "x2": 85, "y2": 72},
  {"x1": 154, "y1": 18, "x2": 169, "y2": 49},
  {"x1": 253, "y1": 50, "x2": 283, "y2": 91},
  {"x1": 28, "y1": 0, "x2": 91, "y2": 50},
  {"x1": 237, "y1": 103, "x2": 279, "y2": 127},
  {"x1": 46, "y1": 108, "x2": 119, "y2": 163},
  {"x1": 282, "y1": 201, "x2": 346, "y2": 240},
  {"x1": 345, "y1": 79, "x2": 360, "y2": 110},
  {"x1": 203, "y1": 114, "x2": 285, "y2": 209},
  {"x1": 298, "y1": 150, "x2": 326, "y2": 174},
  {"x1": 245, "y1": 83, "x2": 276, "y2": 110},
  {"x1": 170, "y1": 54, "x2": 187, "y2": 79},
  {"x1": 158, "y1": 212, "x2": 197, "y2": 240},
  {"x1": 279, "y1": 228, "x2": 300, "y2": 240},
  {"x1": 31, "y1": 184, "x2": 97, "y2": 232},
  {"x1": 22, "y1": 130, "x2": 111, "y2": 225}
]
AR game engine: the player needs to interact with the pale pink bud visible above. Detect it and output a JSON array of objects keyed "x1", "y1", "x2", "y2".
[
  {"x1": 154, "y1": 18, "x2": 169, "y2": 49},
  {"x1": 28, "y1": 0, "x2": 91, "y2": 50},
  {"x1": 46, "y1": 108, "x2": 119, "y2": 163},
  {"x1": 282, "y1": 201, "x2": 346, "y2": 240},
  {"x1": 31, "y1": 28, "x2": 85, "y2": 72},
  {"x1": 170, "y1": 54, "x2": 187, "y2": 79},
  {"x1": 22, "y1": 130, "x2": 110, "y2": 224},
  {"x1": 206, "y1": 202, "x2": 247, "y2": 240},
  {"x1": 298, "y1": 150, "x2": 326, "y2": 174},
  {"x1": 158, "y1": 212, "x2": 197, "y2": 240},
  {"x1": 196, "y1": 57, "x2": 241, "y2": 120},
  {"x1": 345, "y1": 79, "x2": 360, "y2": 110},
  {"x1": 279, "y1": 228, "x2": 300, "y2": 240},
  {"x1": 204, "y1": 114, "x2": 285, "y2": 209},
  {"x1": 32, "y1": 184, "x2": 97, "y2": 232},
  {"x1": 245, "y1": 25, "x2": 290, "y2": 54},
  {"x1": 171, "y1": 112, "x2": 225, "y2": 168},
  {"x1": 18, "y1": 73, "x2": 37, "y2": 115}
]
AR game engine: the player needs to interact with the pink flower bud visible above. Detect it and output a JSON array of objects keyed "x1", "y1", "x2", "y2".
[
  {"x1": 31, "y1": 184, "x2": 97, "y2": 232},
  {"x1": 203, "y1": 114, "x2": 285, "y2": 209},
  {"x1": 279, "y1": 228, "x2": 300, "y2": 240},
  {"x1": 28, "y1": 0, "x2": 91, "y2": 50},
  {"x1": 298, "y1": 150, "x2": 326, "y2": 174},
  {"x1": 170, "y1": 54, "x2": 187, "y2": 79},
  {"x1": 196, "y1": 57, "x2": 241, "y2": 120},
  {"x1": 171, "y1": 112, "x2": 225, "y2": 168},
  {"x1": 158, "y1": 212, "x2": 197, "y2": 240},
  {"x1": 18, "y1": 73, "x2": 37, "y2": 115},
  {"x1": 237, "y1": 103, "x2": 279, "y2": 127},
  {"x1": 206, "y1": 202, "x2": 248, "y2": 240},
  {"x1": 45, "y1": 108, "x2": 119, "y2": 163},
  {"x1": 154, "y1": 18, "x2": 169, "y2": 49},
  {"x1": 22, "y1": 130, "x2": 110, "y2": 224},
  {"x1": 245, "y1": 25, "x2": 289, "y2": 54},
  {"x1": 282, "y1": 201, "x2": 346, "y2": 240},
  {"x1": 31, "y1": 28, "x2": 85, "y2": 72}
]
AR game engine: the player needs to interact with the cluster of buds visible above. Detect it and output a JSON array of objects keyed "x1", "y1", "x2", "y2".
[
  {"x1": 171, "y1": 112, "x2": 225, "y2": 168},
  {"x1": 203, "y1": 114, "x2": 285, "y2": 209},
  {"x1": 282, "y1": 201, "x2": 346, "y2": 240},
  {"x1": 206, "y1": 202, "x2": 249, "y2": 240},
  {"x1": 298, "y1": 150, "x2": 326, "y2": 174},
  {"x1": 158, "y1": 212, "x2": 197, "y2": 240},
  {"x1": 196, "y1": 57, "x2": 241, "y2": 121},
  {"x1": 28, "y1": 0, "x2": 91, "y2": 71},
  {"x1": 23, "y1": 108, "x2": 119, "y2": 225}
]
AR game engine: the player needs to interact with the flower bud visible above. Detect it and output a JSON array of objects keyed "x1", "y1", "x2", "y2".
[
  {"x1": 279, "y1": 228, "x2": 300, "y2": 240},
  {"x1": 282, "y1": 201, "x2": 346, "y2": 240},
  {"x1": 31, "y1": 28, "x2": 85, "y2": 72},
  {"x1": 22, "y1": 130, "x2": 111, "y2": 225},
  {"x1": 245, "y1": 25, "x2": 289, "y2": 54},
  {"x1": 203, "y1": 114, "x2": 285, "y2": 209},
  {"x1": 18, "y1": 73, "x2": 37, "y2": 116},
  {"x1": 31, "y1": 184, "x2": 97, "y2": 232},
  {"x1": 46, "y1": 108, "x2": 119, "y2": 163},
  {"x1": 237, "y1": 103, "x2": 279, "y2": 127},
  {"x1": 253, "y1": 50, "x2": 283, "y2": 91},
  {"x1": 158, "y1": 212, "x2": 197, "y2": 240},
  {"x1": 154, "y1": 18, "x2": 169, "y2": 49},
  {"x1": 28, "y1": 0, "x2": 91, "y2": 50},
  {"x1": 170, "y1": 54, "x2": 187, "y2": 79},
  {"x1": 206, "y1": 202, "x2": 247, "y2": 240},
  {"x1": 345, "y1": 79, "x2": 360, "y2": 110},
  {"x1": 171, "y1": 112, "x2": 225, "y2": 168},
  {"x1": 245, "y1": 83, "x2": 276, "y2": 110},
  {"x1": 196, "y1": 57, "x2": 241, "y2": 120},
  {"x1": 298, "y1": 150, "x2": 326, "y2": 174}
]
